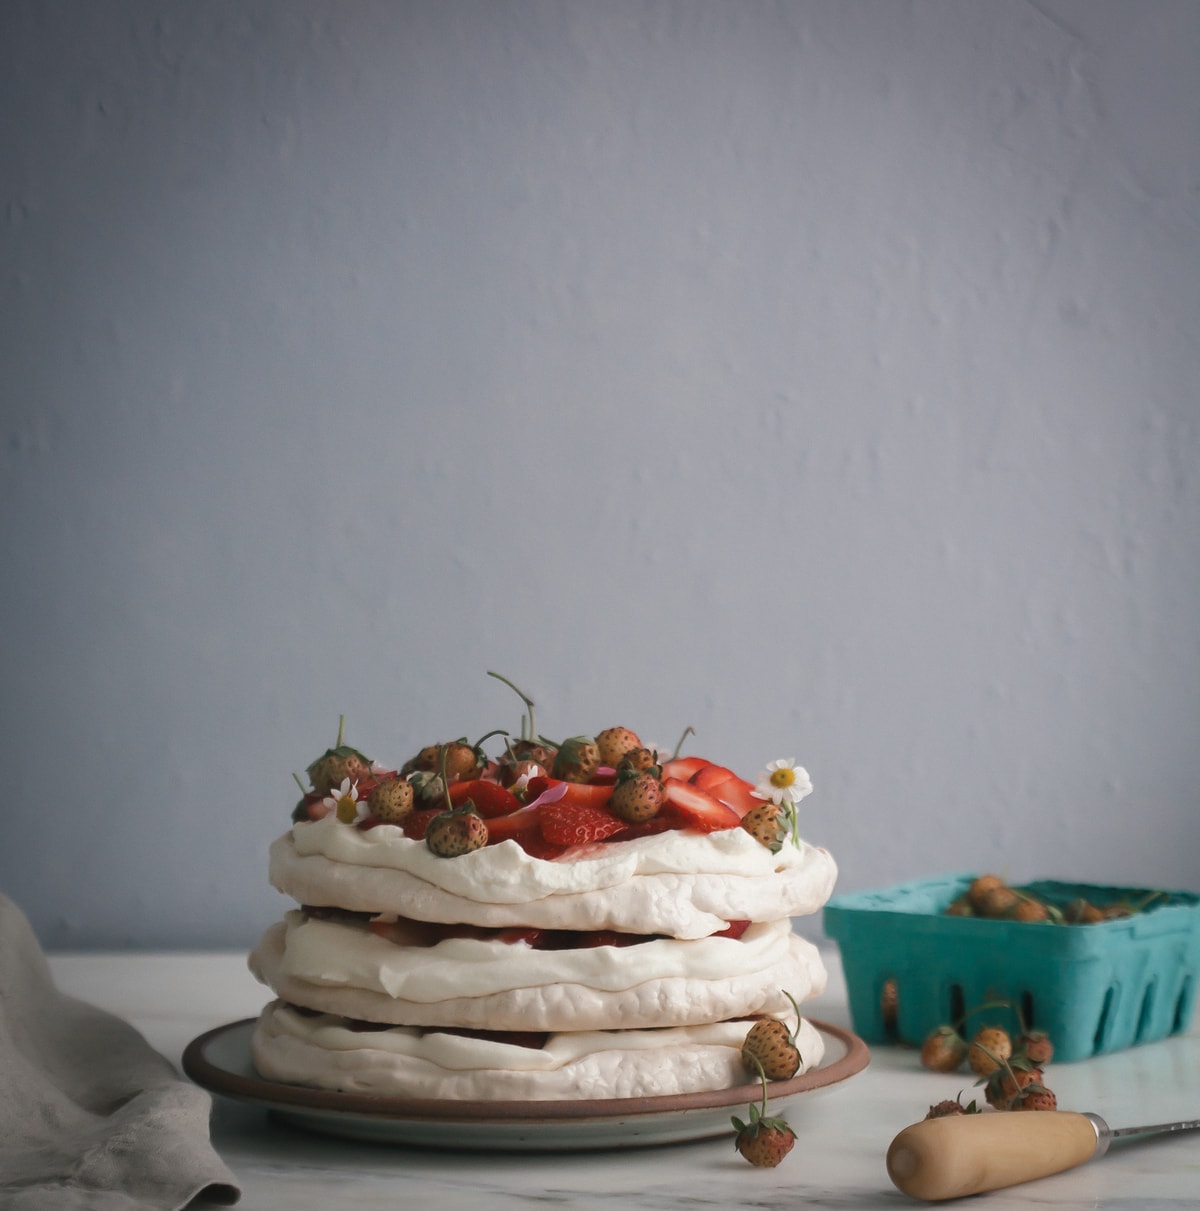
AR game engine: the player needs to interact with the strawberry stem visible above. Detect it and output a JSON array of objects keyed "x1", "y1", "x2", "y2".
[
  {"x1": 671, "y1": 725, "x2": 695, "y2": 760},
  {"x1": 752, "y1": 1055, "x2": 770, "y2": 1117},
  {"x1": 782, "y1": 989, "x2": 803, "y2": 1045},
  {"x1": 473, "y1": 727, "x2": 508, "y2": 754},
  {"x1": 439, "y1": 746, "x2": 453, "y2": 813},
  {"x1": 954, "y1": 997, "x2": 1025, "y2": 1035},
  {"x1": 487, "y1": 671, "x2": 537, "y2": 742},
  {"x1": 1127, "y1": 889, "x2": 1166, "y2": 914},
  {"x1": 292, "y1": 772, "x2": 307, "y2": 794},
  {"x1": 336, "y1": 714, "x2": 345, "y2": 748}
]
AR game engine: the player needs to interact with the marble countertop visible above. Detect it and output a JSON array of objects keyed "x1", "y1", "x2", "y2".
[{"x1": 48, "y1": 948, "x2": 1200, "y2": 1209}]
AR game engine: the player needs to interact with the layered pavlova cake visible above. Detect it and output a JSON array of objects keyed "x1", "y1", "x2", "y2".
[{"x1": 249, "y1": 678, "x2": 838, "y2": 1101}]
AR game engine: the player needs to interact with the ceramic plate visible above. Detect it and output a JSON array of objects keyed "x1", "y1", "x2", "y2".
[{"x1": 182, "y1": 1017, "x2": 869, "y2": 1150}]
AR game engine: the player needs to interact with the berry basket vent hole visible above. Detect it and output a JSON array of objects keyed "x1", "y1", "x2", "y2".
[
  {"x1": 947, "y1": 983, "x2": 965, "y2": 1030},
  {"x1": 1093, "y1": 986, "x2": 1117, "y2": 1052},
  {"x1": 1172, "y1": 977, "x2": 1194, "y2": 1035},
  {"x1": 1136, "y1": 982, "x2": 1157, "y2": 1043},
  {"x1": 880, "y1": 978, "x2": 900, "y2": 1040},
  {"x1": 1020, "y1": 991, "x2": 1035, "y2": 1031}
]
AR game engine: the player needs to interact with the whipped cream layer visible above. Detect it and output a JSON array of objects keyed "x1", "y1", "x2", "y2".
[
  {"x1": 250, "y1": 911, "x2": 827, "y2": 1032},
  {"x1": 270, "y1": 818, "x2": 838, "y2": 939},
  {"x1": 252, "y1": 1000, "x2": 828, "y2": 1100}
]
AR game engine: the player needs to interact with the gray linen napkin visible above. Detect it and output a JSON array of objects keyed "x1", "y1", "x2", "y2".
[{"x1": 0, "y1": 894, "x2": 240, "y2": 1210}]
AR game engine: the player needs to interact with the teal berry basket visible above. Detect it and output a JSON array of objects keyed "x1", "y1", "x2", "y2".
[{"x1": 823, "y1": 874, "x2": 1200, "y2": 1062}]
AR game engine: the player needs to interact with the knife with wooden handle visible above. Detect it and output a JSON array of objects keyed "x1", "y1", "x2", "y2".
[{"x1": 887, "y1": 1110, "x2": 1200, "y2": 1201}]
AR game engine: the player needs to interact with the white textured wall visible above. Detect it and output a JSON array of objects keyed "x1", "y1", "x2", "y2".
[{"x1": 3, "y1": 0, "x2": 1198, "y2": 949}]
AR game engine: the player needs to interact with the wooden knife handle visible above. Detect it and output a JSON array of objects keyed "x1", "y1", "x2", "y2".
[{"x1": 887, "y1": 1111, "x2": 1101, "y2": 1201}]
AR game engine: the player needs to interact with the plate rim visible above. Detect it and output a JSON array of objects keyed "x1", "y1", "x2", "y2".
[{"x1": 182, "y1": 1016, "x2": 869, "y2": 1123}]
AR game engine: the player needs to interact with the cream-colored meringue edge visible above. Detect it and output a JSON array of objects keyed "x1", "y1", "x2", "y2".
[
  {"x1": 251, "y1": 1000, "x2": 827, "y2": 1100},
  {"x1": 249, "y1": 911, "x2": 827, "y2": 1032},
  {"x1": 271, "y1": 820, "x2": 838, "y2": 939}
]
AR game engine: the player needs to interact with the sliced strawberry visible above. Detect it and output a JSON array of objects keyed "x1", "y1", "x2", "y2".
[
  {"x1": 689, "y1": 763, "x2": 737, "y2": 790},
  {"x1": 426, "y1": 921, "x2": 546, "y2": 947},
  {"x1": 424, "y1": 1026, "x2": 549, "y2": 1050},
  {"x1": 662, "y1": 778, "x2": 742, "y2": 832},
  {"x1": 400, "y1": 807, "x2": 444, "y2": 841},
  {"x1": 448, "y1": 779, "x2": 522, "y2": 818},
  {"x1": 369, "y1": 918, "x2": 439, "y2": 946},
  {"x1": 519, "y1": 835, "x2": 571, "y2": 861},
  {"x1": 705, "y1": 775, "x2": 761, "y2": 818},
  {"x1": 539, "y1": 799, "x2": 628, "y2": 847},
  {"x1": 299, "y1": 792, "x2": 327, "y2": 821},
  {"x1": 659, "y1": 756, "x2": 712, "y2": 781},
  {"x1": 713, "y1": 919, "x2": 751, "y2": 939},
  {"x1": 526, "y1": 776, "x2": 614, "y2": 811},
  {"x1": 602, "y1": 814, "x2": 675, "y2": 843},
  {"x1": 483, "y1": 807, "x2": 543, "y2": 846},
  {"x1": 495, "y1": 926, "x2": 546, "y2": 946},
  {"x1": 578, "y1": 929, "x2": 640, "y2": 948}
]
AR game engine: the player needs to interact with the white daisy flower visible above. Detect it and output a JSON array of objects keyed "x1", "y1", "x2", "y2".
[
  {"x1": 324, "y1": 777, "x2": 367, "y2": 825},
  {"x1": 511, "y1": 765, "x2": 538, "y2": 791},
  {"x1": 753, "y1": 758, "x2": 812, "y2": 807}
]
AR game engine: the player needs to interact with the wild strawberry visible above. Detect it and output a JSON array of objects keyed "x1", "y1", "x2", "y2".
[
  {"x1": 735, "y1": 1119, "x2": 795, "y2": 1168},
  {"x1": 966, "y1": 874, "x2": 1006, "y2": 914},
  {"x1": 1017, "y1": 1030, "x2": 1054, "y2": 1066},
  {"x1": 967, "y1": 1026, "x2": 1012, "y2": 1076},
  {"x1": 1017, "y1": 1085, "x2": 1058, "y2": 1112},
  {"x1": 406, "y1": 739, "x2": 482, "y2": 781},
  {"x1": 498, "y1": 740, "x2": 556, "y2": 785},
  {"x1": 306, "y1": 717, "x2": 372, "y2": 794},
  {"x1": 732, "y1": 1064, "x2": 796, "y2": 1168},
  {"x1": 408, "y1": 769, "x2": 447, "y2": 804},
  {"x1": 424, "y1": 805, "x2": 488, "y2": 857},
  {"x1": 538, "y1": 800, "x2": 627, "y2": 847},
  {"x1": 1065, "y1": 897, "x2": 1105, "y2": 924},
  {"x1": 880, "y1": 979, "x2": 899, "y2": 1032},
  {"x1": 1008, "y1": 895, "x2": 1050, "y2": 923},
  {"x1": 617, "y1": 747, "x2": 661, "y2": 775},
  {"x1": 595, "y1": 726, "x2": 642, "y2": 768},
  {"x1": 511, "y1": 739, "x2": 557, "y2": 768},
  {"x1": 740, "y1": 801, "x2": 789, "y2": 852},
  {"x1": 367, "y1": 776, "x2": 414, "y2": 824},
  {"x1": 608, "y1": 771, "x2": 664, "y2": 823},
  {"x1": 552, "y1": 736, "x2": 601, "y2": 783},
  {"x1": 984, "y1": 1060, "x2": 1042, "y2": 1109},
  {"x1": 504, "y1": 759, "x2": 546, "y2": 791},
  {"x1": 925, "y1": 1096, "x2": 979, "y2": 1119},
  {"x1": 920, "y1": 1025, "x2": 967, "y2": 1073},
  {"x1": 742, "y1": 1011, "x2": 802, "y2": 1081},
  {"x1": 977, "y1": 885, "x2": 1021, "y2": 918}
]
